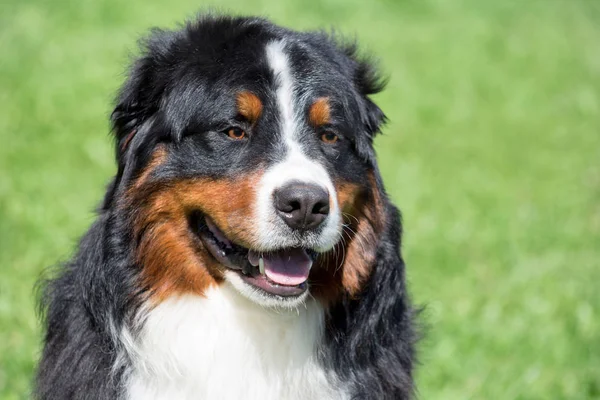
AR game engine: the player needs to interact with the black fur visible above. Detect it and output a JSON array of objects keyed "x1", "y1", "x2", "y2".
[
  {"x1": 36, "y1": 14, "x2": 416, "y2": 399},
  {"x1": 324, "y1": 197, "x2": 417, "y2": 399}
]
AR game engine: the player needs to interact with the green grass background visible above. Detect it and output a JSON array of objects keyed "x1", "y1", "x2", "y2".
[{"x1": 1, "y1": 0, "x2": 599, "y2": 398}]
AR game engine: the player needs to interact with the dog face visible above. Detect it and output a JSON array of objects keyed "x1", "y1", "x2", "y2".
[{"x1": 110, "y1": 17, "x2": 387, "y2": 308}]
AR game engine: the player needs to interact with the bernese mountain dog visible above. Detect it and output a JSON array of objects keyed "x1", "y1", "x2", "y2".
[{"x1": 36, "y1": 14, "x2": 417, "y2": 400}]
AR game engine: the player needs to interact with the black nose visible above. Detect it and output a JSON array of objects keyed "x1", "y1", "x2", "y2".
[{"x1": 273, "y1": 183, "x2": 330, "y2": 231}]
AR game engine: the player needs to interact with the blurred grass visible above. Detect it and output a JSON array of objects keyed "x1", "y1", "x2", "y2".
[{"x1": 1, "y1": 0, "x2": 599, "y2": 398}]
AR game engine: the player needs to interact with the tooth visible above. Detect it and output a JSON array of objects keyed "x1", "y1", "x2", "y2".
[{"x1": 259, "y1": 257, "x2": 265, "y2": 275}]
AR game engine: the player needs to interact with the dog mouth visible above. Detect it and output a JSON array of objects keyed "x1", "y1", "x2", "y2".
[{"x1": 190, "y1": 212, "x2": 316, "y2": 297}]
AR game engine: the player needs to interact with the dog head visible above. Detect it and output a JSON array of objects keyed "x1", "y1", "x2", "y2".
[{"x1": 107, "y1": 16, "x2": 388, "y2": 308}]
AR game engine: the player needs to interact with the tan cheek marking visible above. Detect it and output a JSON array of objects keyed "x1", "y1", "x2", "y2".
[
  {"x1": 311, "y1": 173, "x2": 385, "y2": 305},
  {"x1": 341, "y1": 173, "x2": 384, "y2": 295},
  {"x1": 136, "y1": 210, "x2": 221, "y2": 302},
  {"x1": 336, "y1": 181, "x2": 362, "y2": 214},
  {"x1": 308, "y1": 97, "x2": 331, "y2": 127},
  {"x1": 132, "y1": 185, "x2": 219, "y2": 302},
  {"x1": 172, "y1": 173, "x2": 262, "y2": 248},
  {"x1": 237, "y1": 91, "x2": 263, "y2": 124},
  {"x1": 130, "y1": 171, "x2": 263, "y2": 301}
]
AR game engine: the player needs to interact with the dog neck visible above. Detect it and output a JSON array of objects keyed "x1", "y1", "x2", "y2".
[{"x1": 122, "y1": 283, "x2": 345, "y2": 399}]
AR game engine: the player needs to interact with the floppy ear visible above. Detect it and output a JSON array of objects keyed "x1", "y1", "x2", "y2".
[
  {"x1": 111, "y1": 29, "x2": 178, "y2": 163},
  {"x1": 103, "y1": 30, "x2": 175, "y2": 209},
  {"x1": 104, "y1": 58, "x2": 157, "y2": 209},
  {"x1": 335, "y1": 41, "x2": 388, "y2": 164},
  {"x1": 340, "y1": 42, "x2": 388, "y2": 137},
  {"x1": 111, "y1": 57, "x2": 159, "y2": 164},
  {"x1": 353, "y1": 59, "x2": 388, "y2": 138}
]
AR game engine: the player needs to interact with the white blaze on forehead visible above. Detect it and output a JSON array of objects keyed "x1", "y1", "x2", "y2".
[
  {"x1": 265, "y1": 40, "x2": 297, "y2": 150},
  {"x1": 252, "y1": 40, "x2": 340, "y2": 251}
]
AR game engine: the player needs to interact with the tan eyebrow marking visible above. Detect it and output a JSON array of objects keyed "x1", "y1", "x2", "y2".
[
  {"x1": 236, "y1": 91, "x2": 263, "y2": 124},
  {"x1": 308, "y1": 97, "x2": 331, "y2": 127}
]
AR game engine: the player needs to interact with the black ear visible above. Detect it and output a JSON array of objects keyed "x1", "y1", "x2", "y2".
[
  {"x1": 111, "y1": 66, "x2": 151, "y2": 158},
  {"x1": 353, "y1": 57, "x2": 388, "y2": 138},
  {"x1": 334, "y1": 41, "x2": 388, "y2": 165},
  {"x1": 111, "y1": 57, "x2": 156, "y2": 161},
  {"x1": 110, "y1": 29, "x2": 177, "y2": 162},
  {"x1": 341, "y1": 42, "x2": 388, "y2": 138},
  {"x1": 103, "y1": 30, "x2": 176, "y2": 210},
  {"x1": 362, "y1": 97, "x2": 386, "y2": 138}
]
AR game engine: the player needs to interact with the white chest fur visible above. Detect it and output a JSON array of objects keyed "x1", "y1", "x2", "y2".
[{"x1": 123, "y1": 284, "x2": 346, "y2": 400}]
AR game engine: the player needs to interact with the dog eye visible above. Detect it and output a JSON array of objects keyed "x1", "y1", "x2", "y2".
[
  {"x1": 320, "y1": 131, "x2": 339, "y2": 144},
  {"x1": 224, "y1": 127, "x2": 247, "y2": 140}
]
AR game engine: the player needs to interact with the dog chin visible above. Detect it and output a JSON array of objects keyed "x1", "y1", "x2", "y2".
[{"x1": 224, "y1": 271, "x2": 311, "y2": 309}]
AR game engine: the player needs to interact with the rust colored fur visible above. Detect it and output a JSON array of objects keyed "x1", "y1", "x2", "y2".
[
  {"x1": 311, "y1": 173, "x2": 385, "y2": 305},
  {"x1": 236, "y1": 91, "x2": 263, "y2": 124},
  {"x1": 125, "y1": 149, "x2": 263, "y2": 300},
  {"x1": 308, "y1": 97, "x2": 331, "y2": 127}
]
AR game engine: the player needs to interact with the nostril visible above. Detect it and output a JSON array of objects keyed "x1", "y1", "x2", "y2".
[
  {"x1": 312, "y1": 200, "x2": 329, "y2": 216},
  {"x1": 289, "y1": 200, "x2": 302, "y2": 213},
  {"x1": 274, "y1": 192, "x2": 299, "y2": 214}
]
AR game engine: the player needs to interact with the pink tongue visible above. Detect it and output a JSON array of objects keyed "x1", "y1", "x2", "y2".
[{"x1": 249, "y1": 248, "x2": 312, "y2": 286}]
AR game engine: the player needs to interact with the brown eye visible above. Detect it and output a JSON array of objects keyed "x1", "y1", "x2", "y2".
[
  {"x1": 320, "y1": 131, "x2": 339, "y2": 144},
  {"x1": 225, "y1": 127, "x2": 247, "y2": 140}
]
